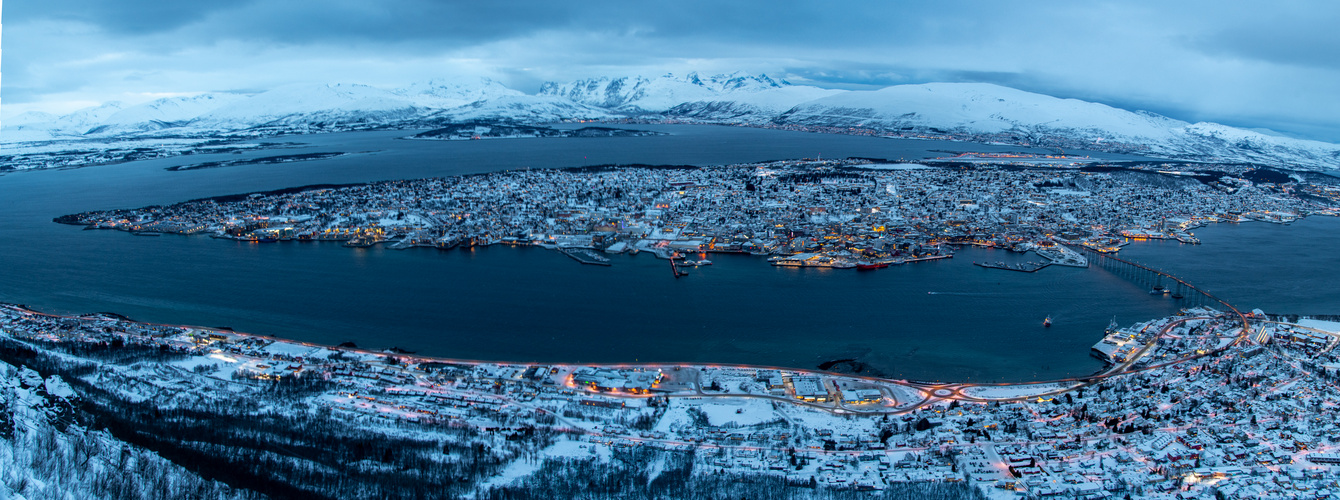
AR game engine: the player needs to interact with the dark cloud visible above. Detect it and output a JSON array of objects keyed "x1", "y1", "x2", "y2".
[
  {"x1": 1190, "y1": 9, "x2": 1340, "y2": 70},
  {"x1": 5, "y1": 0, "x2": 249, "y2": 34}
]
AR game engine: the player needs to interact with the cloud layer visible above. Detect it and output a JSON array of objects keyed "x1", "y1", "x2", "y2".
[{"x1": 5, "y1": 1, "x2": 1339, "y2": 140}]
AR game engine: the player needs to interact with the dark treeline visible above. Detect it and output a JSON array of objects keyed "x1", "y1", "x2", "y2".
[{"x1": 0, "y1": 336, "x2": 544, "y2": 499}]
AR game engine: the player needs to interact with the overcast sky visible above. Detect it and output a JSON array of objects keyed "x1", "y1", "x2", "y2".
[{"x1": 4, "y1": 1, "x2": 1339, "y2": 141}]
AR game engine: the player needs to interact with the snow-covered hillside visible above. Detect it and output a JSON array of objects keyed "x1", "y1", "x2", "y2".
[
  {"x1": 776, "y1": 83, "x2": 1185, "y2": 139},
  {"x1": 773, "y1": 83, "x2": 1340, "y2": 168},
  {"x1": 538, "y1": 72, "x2": 806, "y2": 113},
  {"x1": 0, "y1": 360, "x2": 255, "y2": 499},
  {"x1": 392, "y1": 77, "x2": 524, "y2": 109},
  {"x1": 5, "y1": 74, "x2": 1339, "y2": 170},
  {"x1": 665, "y1": 85, "x2": 847, "y2": 123},
  {"x1": 194, "y1": 83, "x2": 425, "y2": 131},
  {"x1": 429, "y1": 94, "x2": 614, "y2": 123},
  {"x1": 88, "y1": 93, "x2": 251, "y2": 136}
]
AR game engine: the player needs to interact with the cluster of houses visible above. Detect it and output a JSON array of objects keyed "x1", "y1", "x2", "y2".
[
  {"x1": 4, "y1": 302, "x2": 1340, "y2": 498},
  {"x1": 57, "y1": 158, "x2": 1332, "y2": 270}
]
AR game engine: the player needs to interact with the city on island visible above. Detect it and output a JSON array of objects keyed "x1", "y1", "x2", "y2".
[
  {"x1": 54, "y1": 158, "x2": 1340, "y2": 272},
  {"x1": 4, "y1": 296, "x2": 1340, "y2": 498}
]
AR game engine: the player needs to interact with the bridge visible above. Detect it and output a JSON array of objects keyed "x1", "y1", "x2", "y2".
[{"x1": 1078, "y1": 247, "x2": 1250, "y2": 329}]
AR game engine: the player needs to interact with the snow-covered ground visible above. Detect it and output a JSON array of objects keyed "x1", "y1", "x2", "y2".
[
  {"x1": 959, "y1": 382, "x2": 1081, "y2": 400},
  {"x1": 4, "y1": 303, "x2": 1340, "y2": 499},
  {"x1": 1299, "y1": 318, "x2": 1340, "y2": 334}
]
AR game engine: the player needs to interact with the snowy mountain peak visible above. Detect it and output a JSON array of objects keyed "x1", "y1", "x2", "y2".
[
  {"x1": 393, "y1": 77, "x2": 524, "y2": 108},
  {"x1": 56, "y1": 102, "x2": 127, "y2": 132},
  {"x1": 101, "y1": 93, "x2": 250, "y2": 127},
  {"x1": 195, "y1": 83, "x2": 423, "y2": 129},
  {"x1": 3, "y1": 111, "x2": 60, "y2": 126},
  {"x1": 538, "y1": 72, "x2": 792, "y2": 113}
]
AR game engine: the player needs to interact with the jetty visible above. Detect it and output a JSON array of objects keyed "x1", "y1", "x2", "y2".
[
  {"x1": 903, "y1": 254, "x2": 953, "y2": 264},
  {"x1": 561, "y1": 248, "x2": 612, "y2": 266},
  {"x1": 974, "y1": 260, "x2": 1051, "y2": 273}
]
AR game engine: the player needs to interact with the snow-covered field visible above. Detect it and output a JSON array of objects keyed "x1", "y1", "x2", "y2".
[{"x1": 1299, "y1": 318, "x2": 1340, "y2": 334}]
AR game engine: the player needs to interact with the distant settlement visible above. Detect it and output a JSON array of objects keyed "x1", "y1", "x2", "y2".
[{"x1": 55, "y1": 159, "x2": 1340, "y2": 270}]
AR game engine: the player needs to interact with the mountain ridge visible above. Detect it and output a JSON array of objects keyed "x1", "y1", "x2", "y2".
[{"x1": 5, "y1": 74, "x2": 1338, "y2": 170}]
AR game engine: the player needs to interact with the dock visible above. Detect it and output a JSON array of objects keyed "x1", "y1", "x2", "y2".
[
  {"x1": 903, "y1": 254, "x2": 953, "y2": 264},
  {"x1": 561, "y1": 248, "x2": 612, "y2": 266},
  {"x1": 975, "y1": 258, "x2": 1045, "y2": 270}
]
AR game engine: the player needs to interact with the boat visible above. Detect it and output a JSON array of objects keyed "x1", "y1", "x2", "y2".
[
  {"x1": 1043, "y1": 316, "x2": 1052, "y2": 328},
  {"x1": 856, "y1": 262, "x2": 881, "y2": 271}
]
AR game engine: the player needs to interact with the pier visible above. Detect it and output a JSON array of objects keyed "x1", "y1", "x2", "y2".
[
  {"x1": 669, "y1": 256, "x2": 688, "y2": 277},
  {"x1": 973, "y1": 260, "x2": 1051, "y2": 272},
  {"x1": 561, "y1": 248, "x2": 612, "y2": 266},
  {"x1": 903, "y1": 254, "x2": 953, "y2": 264}
]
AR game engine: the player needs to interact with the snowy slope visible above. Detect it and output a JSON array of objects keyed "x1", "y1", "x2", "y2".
[
  {"x1": 1172, "y1": 122, "x2": 1340, "y2": 168},
  {"x1": 773, "y1": 82, "x2": 1340, "y2": 168},
  {"x1": 2, "y1": 103, "x2": 128, "y2": 141},
  {"x1": 776, "y1": 83, "x2": 1185, "y2": 140},
  {"x1": 7, "y1": 75, "x2": 1339, "y2": 170},
  {"x1": 86, "y1": 93, "x2": 251, "y2": 136},
  {"x1": 666, "y1": 85, "x2": 847, "y2": 123},
  {"x1": 2, "y1": 104, "x2": 131, "y2": 142},
  {"x1": 0, "y1": 361, "x2": 254, "y2": 499},
  {"x1": 101, "y1": 94, "x2": 249, "y2": 126},
  {"x1": 194, "y1": 83, "x2": 425, "y2": 130},
  {"x1": 53, "y1": 102, "x2": 128, "y2": 133},
  {"x1": 392, "y1": 77, "x2": 524, "y2": 109},
  {"x1": 432, "y1": 94, "x2": 614, "y2": 122},
  {"x1": 3, "y1": 110, "x2": 59, "y2": 127},
  {"x1": 538, "y1": 72, "x2": 796, "y2": 113}
]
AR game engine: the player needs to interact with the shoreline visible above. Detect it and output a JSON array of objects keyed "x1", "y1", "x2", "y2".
[{"x1": 0, "y1": 296, "x2": 1248, "y2": 410}]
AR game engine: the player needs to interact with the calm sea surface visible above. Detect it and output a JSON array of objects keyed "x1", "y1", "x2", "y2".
[{"x1": 1, "y1": 125, "x2": 1335, "y2": 381}]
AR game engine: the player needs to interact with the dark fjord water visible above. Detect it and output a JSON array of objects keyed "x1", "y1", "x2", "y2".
[{"x1": 1, "y1": 125, "x2": 1335, "y2": 381}]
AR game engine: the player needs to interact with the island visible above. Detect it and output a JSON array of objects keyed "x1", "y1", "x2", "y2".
[{"x1": 54, "y1": 158, "x2": 1340, "y2": 272}]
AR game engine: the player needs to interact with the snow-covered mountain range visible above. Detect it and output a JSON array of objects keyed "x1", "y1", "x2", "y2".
[{"x1": 6, "y1": 72, "x2": 1339, "y2": 170}]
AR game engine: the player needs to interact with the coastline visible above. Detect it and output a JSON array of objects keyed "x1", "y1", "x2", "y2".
[{"x1": 0, "y1": 293, "x2": 1249, "y2": 411}]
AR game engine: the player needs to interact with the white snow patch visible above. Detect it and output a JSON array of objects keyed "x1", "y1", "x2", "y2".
[
  {"x1": 261, "y1": 341, "x2": 321, "y2": 357},
  {"x1": 478, "y1": 439, "x2": 607, "y2": 490},
  {"x1": 43, "y1": 375, "x2": 75, "y2": 399},
  {"x1": 960, "y1": 383, "x2": 1081, "y2": 399},
  {"x1": 1298, "y1": 319, "x2": 1340, "y2": 334},
  {"x1": 697, "y1": 398, "x2": 781, "y2": 427}
]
